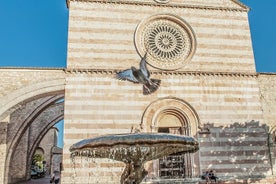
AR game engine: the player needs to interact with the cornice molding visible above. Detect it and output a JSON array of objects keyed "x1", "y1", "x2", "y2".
[
  {"x1": 258, "y1": 72, "x2": 276, "y2": 76},
  {"x1": 67, "y1": 0, "x2": 248, "y2": 12},
  {"x1": 0, "y1": 67, "x2": 65, "y2": 72},
  {"x1": 65, "y1": 68, "x2": 258, "y2": 77},
  {"x1": 231, "y1": 0, "x2": 250, "y2": 11}
]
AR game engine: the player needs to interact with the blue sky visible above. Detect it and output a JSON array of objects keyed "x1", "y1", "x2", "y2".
[
  {"x1": 0, "y1": 0, "x2": 275, "y2": 72},
  {"x1": 0, "y1": 0, "x2": 275, "y2": 147},
  {"x1": 241, "y1": 0, "x2": 276, "y2": 73},
  {"x1": 0, "y1": 0, "x2": 68, "y2": 68}
]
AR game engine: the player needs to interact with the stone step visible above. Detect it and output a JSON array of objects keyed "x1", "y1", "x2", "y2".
[
  {"x1": 198, "y1": 177, "x2": 276, "y2": 184},
  {"x1": 143, "y1": 176, "x2": 276, "y2": 184}
]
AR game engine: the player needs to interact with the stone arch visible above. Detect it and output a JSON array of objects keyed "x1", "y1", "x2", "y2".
[
  {"x1": 141, "y1": 96, "x2": 200, "y2": 136},
  {"x1": 32, "y1": 147, "x2": 45, "y2": 168},
  {"x1": 269, "y1": 126, "x2": 276, "y2": 176},
  {"x1": 27, "y1": 114, "x2": 63, "y2": 176},
  {"x1": 6, "y1": 95, "x2": 63, "y2": 165},
  {"x1": 0, "y1": 78, "x2": 65, "y2": 121},
  {"x1": 141, "y1": 96, "x2": 200, "y2": 179},
  {"x1": 269, "y1": 126, "x2": 276, "y2": 144},
  {"x1": 4, "y1": 96, "x2": 64, "y2": 183}
]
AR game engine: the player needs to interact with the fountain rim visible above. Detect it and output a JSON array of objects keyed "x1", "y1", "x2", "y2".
[{"x1": 69, "y1": 132, "x2": 199, "y2": 152}]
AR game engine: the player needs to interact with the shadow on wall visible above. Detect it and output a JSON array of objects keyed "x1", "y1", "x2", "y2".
[{"x1": 198, "y1": 120, "x2": 275, "y2": 183}]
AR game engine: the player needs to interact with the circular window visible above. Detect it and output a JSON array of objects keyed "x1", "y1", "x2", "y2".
[{"x1": 135, "y1": 14, "x2": 196, "y2": 70}]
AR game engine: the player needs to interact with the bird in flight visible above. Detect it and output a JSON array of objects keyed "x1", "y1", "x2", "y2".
[{"x1": 116, "y1": 53, "x2": 161, "y2": 95}]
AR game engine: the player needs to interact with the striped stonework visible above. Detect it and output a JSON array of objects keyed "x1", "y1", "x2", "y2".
[
  {"x1": 198, "y1": 121, "x2": 270, "y2": 177},
  {"x1": 67, "y1": 0, "x2": 254, "y2": 73},
  {"x1": 0, "y1": 1, "x2": 274, "y2": 183},
  {"x1": 62, "y1": 70, "x2": 267, "y2": 183},
  {"x1": 63, "y1": 0, "x2": 275, "y2": 183}
]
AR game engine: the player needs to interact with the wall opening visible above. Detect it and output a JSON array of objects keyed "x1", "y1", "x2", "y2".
[{"x1": 142, "y1": 97, "x2": 200, "y2": 179}]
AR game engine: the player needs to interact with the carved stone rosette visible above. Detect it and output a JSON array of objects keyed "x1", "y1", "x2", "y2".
[{"x1": 135, "y1": 14, "x2": 196, "y2": 70}]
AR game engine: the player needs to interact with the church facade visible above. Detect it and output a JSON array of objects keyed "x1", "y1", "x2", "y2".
[{"x1": 0, "y1": 0, "x2": 276, "y2": 183}]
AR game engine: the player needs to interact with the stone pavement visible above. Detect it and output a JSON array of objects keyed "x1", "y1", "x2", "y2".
[{"x1": 18, "y1": 175, "x2": 54, "y2": 184}]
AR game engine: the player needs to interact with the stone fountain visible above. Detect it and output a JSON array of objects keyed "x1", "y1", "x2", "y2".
[{"x1": 70, "y1": 133, "x2": 199, "y2": 184}]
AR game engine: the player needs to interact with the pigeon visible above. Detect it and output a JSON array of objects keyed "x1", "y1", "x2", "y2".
[{"x1": 116, "y1": 53, "x2": 161, "y2": 95}]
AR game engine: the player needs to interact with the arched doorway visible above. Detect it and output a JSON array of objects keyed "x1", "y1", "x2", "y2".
[
  {"x1": 3, "y1": 95, "x2": 64, "y2": 184},
  {"x1": 31, "y1": 147, "x2": 45, "y2": 178},
  {"x1": 157, "y1": 109, "x2": 192, "y2": 179},
  {"x1": 142, "y1": 97, "x2": 200, "y2": 179}
]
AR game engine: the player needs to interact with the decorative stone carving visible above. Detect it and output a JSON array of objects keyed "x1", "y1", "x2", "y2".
[{"x1": 135, "y1": 14, "x2": 196, "y2": 70}]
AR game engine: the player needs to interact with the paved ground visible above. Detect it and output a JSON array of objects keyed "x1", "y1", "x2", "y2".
[{"x1": 18, "y1": 175, "x2": 55, "y2": 184}]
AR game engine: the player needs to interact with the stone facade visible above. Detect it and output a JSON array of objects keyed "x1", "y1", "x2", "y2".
[
  {"x1": 4, "y1": 96, "x2": 64, "y2": 183},
  {"x1": 66, "y1": 0, "x2": 254, "y2": 73},
  {"x1": 62, "y1": 0, "x2": 275, "y2": 183},
  {"x1": 0, "y1": 68, "x2": 65, "y2": 183},
  {"x1": 0, "y1": 0, "x2": 275, "y2": 184}
]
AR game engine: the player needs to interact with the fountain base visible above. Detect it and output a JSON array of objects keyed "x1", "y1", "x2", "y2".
[{"x1": 121, "y1": 163, "x2": 148, "y2": 184}]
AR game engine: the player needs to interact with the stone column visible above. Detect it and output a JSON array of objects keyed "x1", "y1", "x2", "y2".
[{"x1": 0, "y1": 116, "x2": 9, "y2": 184}]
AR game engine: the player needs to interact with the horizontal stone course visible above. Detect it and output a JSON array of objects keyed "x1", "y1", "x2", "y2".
[{"x1": 67, "y1": 1, "x2": 254, "y2": 72}]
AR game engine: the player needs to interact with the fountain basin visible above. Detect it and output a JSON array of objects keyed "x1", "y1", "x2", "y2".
[
  {"x1": 70, "y1": 133, "x2": 199, "y2": 184},
  {"x1": 70, "y1": 133, "x2": 198, "y2": 163}
]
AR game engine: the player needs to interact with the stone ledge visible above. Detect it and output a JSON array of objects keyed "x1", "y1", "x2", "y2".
[
  {"x1": 142, "y1": 176, "x2": 276, "y2": 184},
  {"x1": 65, "y1": 68, "x2": 258, "y2": 77},
  {"x1": 67, "y1": 0, "x2": 249, "y2": 12}
]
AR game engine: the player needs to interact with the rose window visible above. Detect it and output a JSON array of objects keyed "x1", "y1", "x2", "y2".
[
  {"x1": 145, "y1": 21, "x2": 187, "y2": 62},
  {"x1": 135, "y1": 14, "x2": 196, "y2": 70}
]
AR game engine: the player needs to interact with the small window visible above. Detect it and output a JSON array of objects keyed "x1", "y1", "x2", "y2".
[
  {"x1": 158, "y1": 127, "x2": 182, "y2": 134},
  {"x1": 158, "y1": 127, "x2": 169, "y2": 133}
]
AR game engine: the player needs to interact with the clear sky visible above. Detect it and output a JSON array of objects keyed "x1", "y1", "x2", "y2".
[
  {"x1": 0, "y1": 0, "x2": 275, "y2": 147},
  {"x1": 0, "y1": 0, "x2": 275, "y2": 72},
  {"x1": 240, "y1": 0, "x2": 276, "y2": 73},
  {"x1": 0, "y1": 0, "x2": 68, "y2": 68}
]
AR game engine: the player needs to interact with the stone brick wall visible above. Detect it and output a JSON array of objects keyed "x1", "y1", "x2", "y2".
[
  {"x1": 198, "y1": 121, "x2": 270, "y2": 178},
  {"x1": 0, "y1": 68, "x2": 65, "y2": 183},
  {"x1": 0, "y1": 0, "x2": 275, "y2": 184},
  {"x1": 62, "y1": 1, "x2": 268, "y2": 183},
  {"x1": 6, "y1": 98, "x2": 50, "y2": 183},
  {"x1": 68, "y1": 0, "x2": 247, "y2": 9},
  {"x1": 258, "y1": 73, "x2": 276, "y2": 175},
  {"x1": 258, "y1": 73, "x2": 276, "y2": 130},
  {"x1": 62, "y1": 71, "x2": 266, "y2": 183},
  {"x1": 0, "y1": 68, "x2": 65, "y2": 120},
  {"x1": 0, "y1": 120, "x2": 8, "y2": 184},
  {"x1": 9, "y1": 131, "x2": 29, "y2": 183},
  {"x1": 5, "y1": 96, "x2": 64, "y2": 183},
  {"x1": 67, "y1": 0, "x2": 255, "y2": 73},
  {"x1": 0, "y1": 68, "x2": 65, "y2": 99}
]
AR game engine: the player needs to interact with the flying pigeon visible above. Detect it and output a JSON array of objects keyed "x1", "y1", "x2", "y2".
[{"x1": 116, "y1": 53, "x2": 161, "y2": 95}]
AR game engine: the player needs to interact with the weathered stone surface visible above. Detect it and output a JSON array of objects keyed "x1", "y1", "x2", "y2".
[{"x1": 0, "y1": 0, "x2": 275, "y2": 184}]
